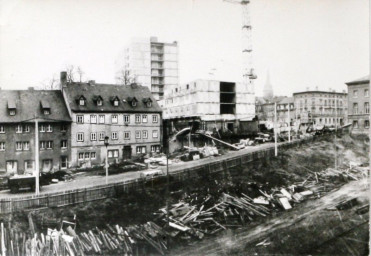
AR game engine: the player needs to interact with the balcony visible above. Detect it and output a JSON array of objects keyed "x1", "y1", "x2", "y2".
[
  {"x1": 151, "y1": 71, "x2": 164, "y2": 77},
  {"x1": 151, "y1": 47, "x2": 163, "y2": 54},
  {"x1": 151, "y1": 65, "x2": 164, "y2": 69}
]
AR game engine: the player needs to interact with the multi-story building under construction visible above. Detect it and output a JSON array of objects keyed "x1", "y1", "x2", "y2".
[{"x1": 163, "y1": 79, "x2": 256, "y2": 135}]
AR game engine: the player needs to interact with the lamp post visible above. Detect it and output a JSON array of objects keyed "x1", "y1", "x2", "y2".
[{"x1": 104, "y1": 136, "x2": 109, "y2": 184}]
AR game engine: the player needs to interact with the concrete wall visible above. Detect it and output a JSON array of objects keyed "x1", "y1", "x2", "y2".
[{"x1": 70, "y1": 112, "x2": 162, "y2": 167}]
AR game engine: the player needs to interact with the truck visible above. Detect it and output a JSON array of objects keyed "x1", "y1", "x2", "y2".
[{"x1": 8, "y1": 174, "x2": 47, "y2": 193}]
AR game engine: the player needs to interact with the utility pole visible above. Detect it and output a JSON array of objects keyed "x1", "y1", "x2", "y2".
[
  {"x1": 34, "y1": 114, "x2": 40, "y2": 195},
  {"x1": 274, "y1": 102, "x2": 278, "y2": 156},
  {"x1": 335, "y1": 95, "x2": 338, "y2": 170},
  {"x1": 166, "y1": 138, "x2": 170, "y2": 250},
  {"x1": 288, "y1": 103, "x2": 291, "y2": 142},
  {"x1": 188, "y1": 126, "x2": 191, "y2": 151}
]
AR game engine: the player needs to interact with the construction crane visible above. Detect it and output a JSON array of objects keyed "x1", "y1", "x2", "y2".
[{"x1": 224, "y1": 0, "x2": 257, "y2": 94}]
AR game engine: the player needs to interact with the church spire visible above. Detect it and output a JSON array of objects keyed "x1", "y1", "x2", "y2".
[{"x1": 263, "y1": 69, "x2": 273, "y2": 99}]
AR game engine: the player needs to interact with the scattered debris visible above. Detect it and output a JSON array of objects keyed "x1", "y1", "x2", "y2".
[{"x1": 279, "y1": 197, "x2": 292, "y2": 210}]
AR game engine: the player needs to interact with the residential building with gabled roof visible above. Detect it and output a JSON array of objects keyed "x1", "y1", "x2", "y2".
[
  {"x1": 0, "y1": 89, "x2": 72, "y2": 174},
  {"x1": 60, "y1": 72, "x2": 162, "y2": 167}
]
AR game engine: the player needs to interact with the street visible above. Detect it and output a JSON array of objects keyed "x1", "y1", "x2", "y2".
[{"x1": 0, "y1": 142, "x2": 278, "y2": 199}]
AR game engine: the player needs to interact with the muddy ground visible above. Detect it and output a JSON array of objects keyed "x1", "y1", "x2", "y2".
[{"x1": 3, "y1": 133, "x2": 369, "y2": 255}]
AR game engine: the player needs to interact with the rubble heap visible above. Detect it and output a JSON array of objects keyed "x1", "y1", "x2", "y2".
[{"x1": 0, "y1": 166, "x2": 367, "y2": 255}]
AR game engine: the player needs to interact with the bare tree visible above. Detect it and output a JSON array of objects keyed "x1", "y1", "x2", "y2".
[
  {"x1": 66, "y1": 65, "x2": 75, "y2": 83},
  {"x1": 116, "y1": 68, "x2": 136, "y2": 85},
  {"x1": 66, "y1": 65, "x2": 87, "y2": 83},
  {"x1": 76, "y1": 66, "x2": 85, "y2": 82},
  {"x1": 38, "y1": 75, "x2": 59, "y2": 90}
]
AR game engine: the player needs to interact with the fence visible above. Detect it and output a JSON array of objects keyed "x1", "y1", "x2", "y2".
[{"x1": 0, "y1": 137, "x2": 315, "y2": 214}]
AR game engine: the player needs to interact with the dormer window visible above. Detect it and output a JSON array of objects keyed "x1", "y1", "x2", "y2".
[
  {"x1": 76, "y1": 95, "x2": 86, "y2": 106},
  {"x1": 127, "y1": 97, "x2": 138, "y2": 107},
  {"x1": 7, "y1": 100, "x2": 16, "y2": 116},
  {"x1": 93, "y1": 96, "x2": 104, "y2": 106},
  {"x1": 40, "y1": 100, "x2": 51, "y2": 115},
  {"x1": 110, "y1": 96, "x2": 120, "y2": 107},
  {"x1": 142, "y1": 98, "x2": 153, "y2": 108}
]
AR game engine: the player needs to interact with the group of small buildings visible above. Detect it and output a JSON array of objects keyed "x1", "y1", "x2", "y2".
[
  {"x1": 256, "y1": 76, "x2": 369, "y2": 133},
  {"x1": 0, "y1": 72, "x2": 162, "y2": 174}
]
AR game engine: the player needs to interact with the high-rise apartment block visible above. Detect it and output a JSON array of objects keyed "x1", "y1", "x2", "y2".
[{"x1": 120, "y1": 37, "x2": 178, "y2": 101}]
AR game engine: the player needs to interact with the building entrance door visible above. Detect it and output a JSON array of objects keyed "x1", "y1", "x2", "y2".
[
  {"x1": 6, "y1": 161, "x2": 17, "y2": 174},
  {"x1": 123, "y1": 146, "x2": 132, "y2": 160}
]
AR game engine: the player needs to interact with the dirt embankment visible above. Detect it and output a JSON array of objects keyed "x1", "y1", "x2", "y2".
[{"x1": 3, "y1": 134, "x2": 369, "y2": 248}]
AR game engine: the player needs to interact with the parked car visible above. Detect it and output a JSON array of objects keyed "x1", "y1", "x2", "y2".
[
  {"x1": 8, "y1": 173, "x2": 49, "y2": 193},
  {"x1": 140, "y1": 169, "x2": 164, "y2": 180},
  {"x1": 254, "y1": 133, "x2": 272, "y2": 144}
]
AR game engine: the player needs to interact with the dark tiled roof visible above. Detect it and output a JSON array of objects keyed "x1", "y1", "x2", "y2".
[
  {"x1": 63, "y1": 83, "x2": 162, "y2": 113},
  {"x1": 0, "y1": 90, "x2": 71, "y2": 123},
  {"x1": 346, "y1": 75, "x2": 369, "y2": 85}
]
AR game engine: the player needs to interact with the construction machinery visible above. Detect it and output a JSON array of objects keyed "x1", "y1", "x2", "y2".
[{"x1": 224, "y1": 0, "x2": 257, "y2": 94}]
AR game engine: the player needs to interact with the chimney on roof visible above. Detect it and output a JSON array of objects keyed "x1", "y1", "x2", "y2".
[
  {"x1": 88, "y1": 80, "x2": 95, "y2": 85},
  {"x1": 60, "y1": 71, "x2": 67, "y2": 88},
  {"x1": 28, "y1": 87, "x2": 34, "y2": 91}
]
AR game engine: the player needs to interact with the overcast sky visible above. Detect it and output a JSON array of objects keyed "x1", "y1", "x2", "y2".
[{"x1": 0, "y1": 0, "x2": 369, "y2": 96}]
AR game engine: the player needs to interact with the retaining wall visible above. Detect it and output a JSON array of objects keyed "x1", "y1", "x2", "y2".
[{"x1": 0, "y1": 137, "x2": 316, "y2": 214}]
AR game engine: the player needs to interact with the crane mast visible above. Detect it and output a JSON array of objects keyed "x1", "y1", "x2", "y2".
[{"x1": 225, "y1": 0, "x2": 257, "y2": 94}]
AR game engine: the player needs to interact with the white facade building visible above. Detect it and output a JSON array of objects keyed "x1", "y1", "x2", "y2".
[{"x1": 163, "y1": 79, "x2": 255, "y2": 133}]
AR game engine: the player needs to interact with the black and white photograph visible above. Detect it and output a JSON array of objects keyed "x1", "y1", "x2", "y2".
[{"x1": 0, "y1": 0, "x2": 369, "y2": 255}]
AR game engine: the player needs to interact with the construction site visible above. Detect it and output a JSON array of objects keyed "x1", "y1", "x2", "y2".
[
  {"x1": 0, "y1": 0, "x2": 368, "y2": 255},
  {"x1": 0, "y1": 132, "x2": 368, "y2": 255}
]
